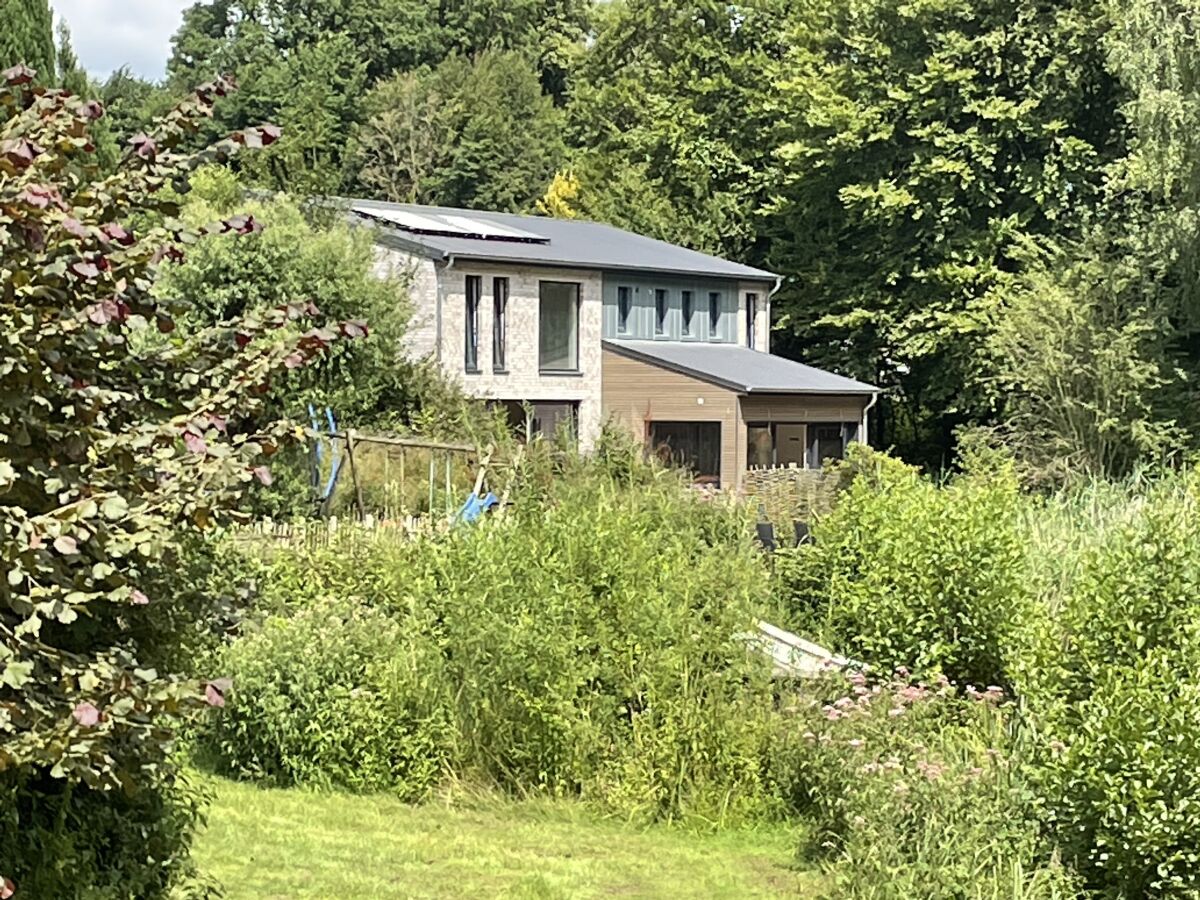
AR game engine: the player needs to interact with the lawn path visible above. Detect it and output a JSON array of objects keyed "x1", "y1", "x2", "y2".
[{"x1": 193, "y1": 777, "x2": 818, "y2": 898}]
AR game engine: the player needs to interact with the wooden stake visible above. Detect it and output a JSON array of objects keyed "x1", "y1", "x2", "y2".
[{"x1": 345, "y1": 428, "x2": 366, "y2": 521}]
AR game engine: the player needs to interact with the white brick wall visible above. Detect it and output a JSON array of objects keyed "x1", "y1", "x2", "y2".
[
  {"x1": 736, "y1": 280, "x2": 774, "y2": 353},
  {"x1": 374, "y1": 246, "x2": 439, "y2": 360},
  {"x1": 385, "y1": 252, "x2": 604, "y2": 449}
]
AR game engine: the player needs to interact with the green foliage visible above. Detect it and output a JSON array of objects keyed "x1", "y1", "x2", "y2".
[
  {"x1": 559, "y1": 0, "x2": 788, "y2": 256},
  {"x1": 777, "y1": 446, "x2": 1027, "y2": 687},
  {"x1": 1013, "y1": 473, "x2": 1200, "y2": 896},
  {"x1": 0, "y1": 72, "x2": 350, "y2": 895},
  {"x1": 358, "y1": 51, "x2": 566, "y2": 211},
  {"x1": 0, "y1": 0, "x2": 55, "y2": 75},
  {"x1": 986, "y1": 236, "x2": 1190, "y2": 485},
  {"x1": 765, "y1": 0, "x2": 1124, "y2": 465},
  {"x1": 200, "y1": 448, "x2": 780, "y2": 823},
  {"x1": 777, "y1": 670, "x2": 1080, "y2": 899},
  {"x1": 159, "y1": 165, "x2": 414, "y2": 425}
]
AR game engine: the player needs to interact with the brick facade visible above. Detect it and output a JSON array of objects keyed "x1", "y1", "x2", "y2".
[{"x1": 383, "y1": 247, "x2": 605, "y2": 449}]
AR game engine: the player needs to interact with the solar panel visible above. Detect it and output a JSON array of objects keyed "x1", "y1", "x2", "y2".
[
  {"x1": 353, "y1": 205, "x2": 550, "y2": 244},
  {"x1": 441, "y1": 215, "x2": 547, "y2": 242}
]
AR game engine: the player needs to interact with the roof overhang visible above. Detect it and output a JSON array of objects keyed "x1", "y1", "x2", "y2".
[{"x1": 603, "y1": 339, "x2": 879, "y2": 396}]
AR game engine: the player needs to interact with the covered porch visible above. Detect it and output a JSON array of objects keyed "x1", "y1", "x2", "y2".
[{"x1": 601, "y1": 340, "x2": 878, "y2": 489}]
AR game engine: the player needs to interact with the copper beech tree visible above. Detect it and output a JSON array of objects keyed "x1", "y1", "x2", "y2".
[{"x1": 0, "y1": 66, "x2": 362, "y2": 893}]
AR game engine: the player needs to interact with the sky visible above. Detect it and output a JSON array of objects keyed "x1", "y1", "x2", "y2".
[{"x1": 52, "y1": 0, "x2": 196, "y2": 82}]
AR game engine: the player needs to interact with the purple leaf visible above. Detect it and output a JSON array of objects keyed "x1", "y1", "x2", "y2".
[
  {"x1": 63, "y1": 218, "x2": 90, "y2": 240},
  {"x1": 80, "y1": 99, "x2": 105, "y2": 120},
  {"x1": 71, "y1": 261, "x2": 100, "y2": 280},
  {"x1": 205, "y1": 680, "x2": 230, "y2": 708},
  {"x1": 101, "y1": 222, "x2": 133, "y2": 246},
  {"x1": 283, "y1": 352, "x2": 305, "y2": 370},
  {"x1": 131, "y1": 589, "x2": 150, "y2": 606},
  {"x1": 130, "y1": 133, "x2": 157, "y2": 160},
  {"x1": 53, "y1": 535, "x2": 78, "y2": 555},
  {"x1": 1, "y1": 875, "x2": 14, "y2": 898},
  {"x1": 73, "y1": 702, "x2": 100, "y2": 727},
  {"x1": 183, "y1": 431, "x2": 208, "y2": 456},
  {"x1": 3, "y1": 63, "x2": 35, "y2": 85},
  {"x1": 252, "y1": 466, "x2": 273, "y2": 486},
  {"x1": 260, "y1": 124, "x2": 282, "y2": 145},
  {"x1": 342, "y1": 320, "x2": 369, "y2": 339}
]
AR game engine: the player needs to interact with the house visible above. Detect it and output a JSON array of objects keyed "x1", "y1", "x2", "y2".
[{"x1": 352, "y1": 199, "x2": 879, "y2": 489}]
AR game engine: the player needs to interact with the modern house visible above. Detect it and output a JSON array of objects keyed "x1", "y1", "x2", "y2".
[{"x1": 353, "y1": 200, "x2": 878, "y2": 489}]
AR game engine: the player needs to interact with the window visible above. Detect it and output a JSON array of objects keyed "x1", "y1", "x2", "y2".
[
  {"x1": 649, "y1": 421, "x2": 721, "y2": 486},
  {"x1": 617, "y1": 286, "x2": 632, "y2": 333},
  {"x1": 464, "y1": 275, "x2": 481, "y2": 372},
  {"x1": 492, "y1": 277, "x2": 508, "y2": 372},
  {"x1": 655, "y1": 289, "x2": 668, "y2": 335},
  {"x1": 539, "y1": 281, "x2": 580, "y2": 372},
  {"x1": 499, "y1": 400, "x2": 579, "y2": 442},
  {"x1": 681, "y1": 291, "x2": 694, "y2": 336},
  {"x1": 708, "y1": 291, "x2": 722, "y2": 337},
  {"x1": 746, "y1": 293, "x2": 758, "y2": 349},
  {"x1": 806, "y1": 423, "x2": 860, "y2": 468}
]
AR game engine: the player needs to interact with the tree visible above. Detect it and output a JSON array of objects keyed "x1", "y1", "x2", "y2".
[
  {"x1": 100, "y1": 67, "x2": 180, "y2": 149},
  {"x1": 358, "y1": 51, "x2": 565, "y2": 211},
  {"x1": 560, "y1": 0, "x2": 789, "y2": 256},
  {"x1": 0, "y1": 0, "x2": 54, "y2": 75},
  {"x1": 159, "y1": 166, "x2": 414, "y2": 426},
  {"x1": 763, "y1": 0, "x2": 1125, "y2": 466},
  {"x1": 0, "y1": 67, "x2": 355, "y2": 894}
]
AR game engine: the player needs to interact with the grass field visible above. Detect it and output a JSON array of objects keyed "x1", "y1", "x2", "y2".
[{"x1": 193, "y1": 777, "x2": 817, "y2": 899}]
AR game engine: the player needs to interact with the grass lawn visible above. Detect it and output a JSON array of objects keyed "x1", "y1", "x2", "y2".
[{"x1": 193, "y1": 776, "x2": 818, "y2": 899}]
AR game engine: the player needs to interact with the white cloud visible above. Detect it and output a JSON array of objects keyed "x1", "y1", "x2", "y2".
[{"x1": 52, "y1": 0, "x2": 196, "y2": 82}]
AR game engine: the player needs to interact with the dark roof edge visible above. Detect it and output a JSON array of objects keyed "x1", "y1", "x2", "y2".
[{"x1": 602, "y1": 340, "x2": 881, "y2": 395}]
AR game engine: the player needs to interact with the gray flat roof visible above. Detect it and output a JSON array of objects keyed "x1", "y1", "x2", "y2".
[
  {"x1": 349, "y1": 200, "x2": 777, "y2": 282},
  {"x1": 604, "y1": 340, "x2": 879, "y2": 395}
]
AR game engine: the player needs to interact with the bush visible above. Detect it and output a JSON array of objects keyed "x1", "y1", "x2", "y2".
[
  {"x1": 1017, "y1": 471, "x2": 1200, "y2": 896},
  {"x1": 776, "y1": 669, "x2": 1080, "y2": 899},
  {"x1": 777, "y1": 446, "x2": 1029, "y2": 688},
  {"x1": 0, "y1": 71, "x2": 346, "y2": 896},
  {"x1": 199, "y1": 450, "x2": 781, "y2": 823}
]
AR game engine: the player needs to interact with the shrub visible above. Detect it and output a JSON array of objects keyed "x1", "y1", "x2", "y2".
[
  {"x1": 777, "y1": 669, "x2": 1080, "y2": 899},
  {"x1": 1017, "y1": 470, "x2": 1200, "y2": 896},
  {"x1": 200, "y1": 452, "x2": 782, "y2": 823},
  {"x1": 199, "y1": 597, "x2": 456, "y2": 798},
  {"x1": 0, "y1": 68, "x2": 349, "y2": 895},
  {"x1": 777, "y1": 446, "x2": 1028, "y2": 688}
]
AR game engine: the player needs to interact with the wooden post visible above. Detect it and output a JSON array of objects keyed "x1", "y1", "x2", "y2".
[
  {"x1": 428, "y1": 455, "x2": 435, "y2": 515},
  {"x1": 399, "y1": 448, "x2": 406, "y2": 518},
  {"x1": 444, "y1": 452, "x2": 452, "y2": 514},
  {"x1": 345, "y1": 428, "x2": 366, "y2": 521}
]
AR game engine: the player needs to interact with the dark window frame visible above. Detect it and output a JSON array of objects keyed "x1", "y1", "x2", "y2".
[
  {"x1": 681, "y1": 290, "x2": 695, "y2": 337},
  {"x1": 492, "y1": 276, "x2": 509, "y2": 373},
  {"x1": 708, "y1": 291, "x2": 722, "y2": 339},
  {"x1": 654, "y1": 288, "x2": 668, "y2": 335},
  {"x1": 746, "y1": 292, "x2": 758, "y2": 349},
  {"x1": 648, "y1": 420, "x2": 722, "y2": 487},
  {"x1": 539, "y1": 280, "x2": 582, "y2": 374},
  {"x1": 464, "y1": 274, "x2": 482, "y2": 373},
  {"x1": 617, "y1": 285, "x2": 633, "y2": 334}
]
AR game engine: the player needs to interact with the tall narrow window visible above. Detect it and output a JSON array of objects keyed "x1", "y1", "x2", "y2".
[
  {"x1": 746, "y1": 292, "x2": 758, "y2": 349},
  {"x1": 492, "y1": 277, "x2": 508, "y2": 372},
  {"x1": 539, "y1": 281, "x2": 580, "y2": 372},
  {"x1": 655, "y1": 289, "x2": 668, "y2": 335},
  {"x1": 681, "y1": 290, "x2": 694, "y2": 336},
  {"x1": 617, "y1": 285, "x2": 632, "y2": 333},
  {"x1": 464, "y1": 275, "x2": 481, "y2": 372},
  {"x1": 708, "y1": 291, "x2": 722, "y2": 337}
]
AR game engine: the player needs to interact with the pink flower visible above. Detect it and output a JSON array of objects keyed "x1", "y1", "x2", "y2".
[
  {"x1": 834, "y1": 697, "x2": 855, "y2": 709},
  {"x1": 847, "y1": 739, "x2": 865, "y2": 749},
  {"x1": 888, "y1": 707, "x2": 905, "y2": 718},
  {"x1": 848, "y1": 671, "x2": 868, "y2": 687}
]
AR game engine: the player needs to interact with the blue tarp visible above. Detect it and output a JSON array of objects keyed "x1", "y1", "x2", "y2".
[{"x1": 457, "y1": 491, "x2": 499, "y2": 524}]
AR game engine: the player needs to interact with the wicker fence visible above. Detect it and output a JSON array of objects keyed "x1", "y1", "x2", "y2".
[{"x1": 741, "y1": 465, "x2": 844, "y2": 529}]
